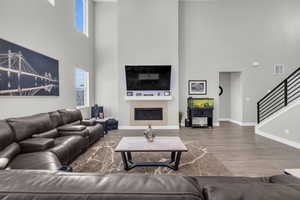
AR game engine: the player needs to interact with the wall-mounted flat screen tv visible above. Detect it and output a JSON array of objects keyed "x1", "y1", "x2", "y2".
[{"x1": 125, "y1": 65, "x2": 171, "y2": 91}]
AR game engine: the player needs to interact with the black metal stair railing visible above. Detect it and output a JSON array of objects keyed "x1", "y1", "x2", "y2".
[{"x1": 257, "y1": 67, "x2": 300, "y2": 123}]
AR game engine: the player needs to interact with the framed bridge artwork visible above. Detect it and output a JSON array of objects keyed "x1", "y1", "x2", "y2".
[{"x1": 0, "y1": 38, "x2": 59, "y2": 96}]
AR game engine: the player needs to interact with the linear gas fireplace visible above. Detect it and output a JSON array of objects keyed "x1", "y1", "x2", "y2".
[
  {"x1": 134, "y1": 108, "x2": 163, "y2": 121},
  {"x1": 129, "y1": 101, "x2": 168, "y2": 126}
]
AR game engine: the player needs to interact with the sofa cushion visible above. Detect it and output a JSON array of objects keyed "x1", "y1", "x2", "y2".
[
  {"x1": 7, "y1": 152, "x2": 62, "y2": 170},
  {"x1": 59, "y1": 129, "x2": 89, "y2": 137},
  {"x1": 32, "y1": 129, "x2": 59, "y2": 138},
  {"x1": 49, "y1": 136, "x2": 87, "y2": 165},
  {"x1": 49, "y1": 111, "x2": 64, "y2": 128},
  {"x1": 58, "y1": 109, "x2": 83, "y2": 124},
  {"x1": 203, "y1": 183, "x2": 300, "y2": 200},
  {"x1": 7, "y1": 113, "x2": 53, "y2": 141},
  {"x1": 270, "y1": 175, "x2": 300, "y2": 184},
  {"x1": 0, "y1": 171, "x2": 203, "y2": 200},
  {"x1": 70, "y1": 120, "x2": 81, "y2": 125},
  {"x1": 19, "y1": 138, "x2": 55, "y2": 153},
  {"x1": 81, "y1": 119, "x2": 96, "y2": 126},
  {"x1": 0, "y1": 143, "x2": 21, "y2": 169},
  {"x1": 0, "y1": 120, "x2": 15, "y2": 151},
  {"x1": 190, "y1": 176, "x2": 270, "y2": 186},
  {"x1": 58, "y1": 125, "x2": 86, "y2": 132}
]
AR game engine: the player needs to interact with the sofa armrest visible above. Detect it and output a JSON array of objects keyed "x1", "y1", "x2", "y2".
[
  {"x1": 19, "y1": 138, "x2": 55, "y2": 153},
  {"x1": 81, "y1": 119, "x2": 96, "y2": 126},
  {"x1": 59, "y1": 129, "x2": 89, "y2": 137}
]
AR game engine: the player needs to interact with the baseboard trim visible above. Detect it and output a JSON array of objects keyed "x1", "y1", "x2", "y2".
[
  {"x1": 180, "y1": 122, "x2": 220, "y2": 127},
  {"x1": 219, "y1": 119, "x2": 256, "y2": 126},
  {"x1": 255, "y1": 128, "x2": 300, "y2": 149},
  {"x1": 214, "y1": 122, "x2": 220, "y2": 127},
  {"x1": 241, "y1": 122, "x2": 257, "y2": 126},
  {"x1": 219, "y1": 118, "x2": 231, "y2": 121},
  {"x1": 119, "y1": 125, "x2": 180, "y2": 130}
]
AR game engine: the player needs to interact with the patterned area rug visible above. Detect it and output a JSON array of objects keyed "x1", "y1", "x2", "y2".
[{"x1": 71, "y1": 139, "x2": 232, "y2": 176}]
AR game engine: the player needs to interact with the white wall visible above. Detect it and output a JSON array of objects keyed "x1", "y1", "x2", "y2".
[
  {"x1": 256, "y1": 99, "x2": 300, "y2": 148},
  {"x1": 0, "y1": 0, "x2": 95, "y2": 119},
  {"x1": 94, "y1": 0, "x2": 179, "y2": 126},
  {"x1": 230, "y1": 72, "x2": 243, "y2": 122},
  {"x1": 94, "y1": 2, "x2": 119, "y2": 118},
  {"x1": 179, "y1": 0, "x2": 300, "y2": 124},
  {"x1": 94, "y1": 0, "x2": 300, "y2": 126},
  {"x1": 118, "y1": 0, "x2": 179, "y2": 127},
  {"x1": 219, "y1": 72, "x2": 231, "y2": 119}
]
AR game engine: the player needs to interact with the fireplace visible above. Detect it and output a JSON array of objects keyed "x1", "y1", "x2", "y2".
[
  {"x1": 129, "y1": 101, "x2": 168, "y2": 126},
  {"x1": 134, "y1": 108, "x2": 163, "y2": 121}
]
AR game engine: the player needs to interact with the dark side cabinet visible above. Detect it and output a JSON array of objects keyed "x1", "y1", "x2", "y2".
[
  {"x1": 189, "y1": 107, "x2": 213, "y2": 128},
  {"x1": 187, "y1": 98, "x2": 214, "y2": 128}
]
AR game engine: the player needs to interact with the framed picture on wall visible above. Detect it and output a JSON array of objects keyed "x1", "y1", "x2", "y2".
[
  {"x1": 188, "y1": 80, "x2": 207, "y2": 95},
  {"x1": 0, "y1": 38, "x2": 59, "y2": 96}
]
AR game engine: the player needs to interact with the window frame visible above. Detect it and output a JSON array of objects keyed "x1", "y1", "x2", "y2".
[
  {"x1": 75, "y1": 68, "x2": 90, "y2": 109},
  {"x1": 75, "y1": 0, "x2": 89, "y2": 37}
]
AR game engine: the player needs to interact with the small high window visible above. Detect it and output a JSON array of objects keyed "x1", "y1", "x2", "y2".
[
  {"x1": 75, "y1": 0, "x2": 89, "y2": 36},
  {"x1": 75, "y1": 68, "x2": 89, "y2": 107}
]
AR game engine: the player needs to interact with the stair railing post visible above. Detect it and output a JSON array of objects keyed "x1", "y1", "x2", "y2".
[{"x1": 284, "y1": 79, "x2": 288, "y2": 106}]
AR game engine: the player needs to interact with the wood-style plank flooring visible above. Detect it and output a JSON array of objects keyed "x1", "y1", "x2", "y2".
[{"x1": 105, "y1": 122, "x2": 300, "y2": 177}]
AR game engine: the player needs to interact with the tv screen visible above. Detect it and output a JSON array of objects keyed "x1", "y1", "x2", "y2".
[{"x1": 125, "y1": 65, "x2": 171, "y2": 91}]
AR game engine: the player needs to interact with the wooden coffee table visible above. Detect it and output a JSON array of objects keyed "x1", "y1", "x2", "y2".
[{"x1": 115, "y1": 137, "x2": 188, "y2": 171}]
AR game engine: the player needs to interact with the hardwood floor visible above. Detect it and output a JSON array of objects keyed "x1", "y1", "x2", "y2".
[{"x1": 104, "y1": 122, "x2": 300, "y2": 177}]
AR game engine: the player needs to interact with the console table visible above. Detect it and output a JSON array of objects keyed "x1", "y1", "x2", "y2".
[{"x1": 115, "y1": 137, "x2": 188, "y2": 171}]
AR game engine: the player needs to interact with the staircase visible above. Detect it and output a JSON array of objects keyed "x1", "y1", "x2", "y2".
[
  {"x1": 256, "y1": 67, "x2": 300, "y2": 148},
  {"x1": 257, "y1": 67, "x2": 300, "y2": 123}
]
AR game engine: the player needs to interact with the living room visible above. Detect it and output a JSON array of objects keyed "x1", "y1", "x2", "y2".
[{"x1": 0, "y1": 0, "x2": 300, "y2": 199}]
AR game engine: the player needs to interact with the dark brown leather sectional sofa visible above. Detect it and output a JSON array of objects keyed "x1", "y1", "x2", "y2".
[
  {"x1": 0, "y1": 170, "x2": 300, "y2": 200},
  {"x1": 1, "y1": 110, "x2": 300, "y2": 199},
  {"x1": 0, "y1": 109, "x2": 104, "y2": 170}
]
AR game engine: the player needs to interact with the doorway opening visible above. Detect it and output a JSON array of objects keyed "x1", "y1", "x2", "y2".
[{"x1": 219, "y1": 72, "x2": 243, "y2": 125}]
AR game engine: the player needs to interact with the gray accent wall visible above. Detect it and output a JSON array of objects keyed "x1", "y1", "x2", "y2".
[{"x1": 0, "y1": 0, "x2": 95, "y2": 119}]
